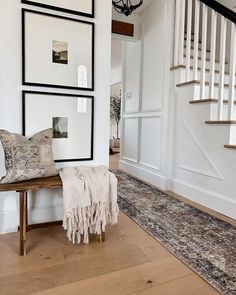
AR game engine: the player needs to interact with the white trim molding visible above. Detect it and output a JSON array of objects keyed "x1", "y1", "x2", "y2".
[
  {"x1": 120, "y1": 160, "x2": 168, "y2": 189},
  {"x1": 172, "y1": 179, "x2": 236, "y2": 219},
  {"x1": 178, "y1": 121, "x2": 224, "y2": 180}
]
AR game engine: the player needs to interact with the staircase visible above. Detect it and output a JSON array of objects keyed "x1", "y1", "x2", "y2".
[{"x1": 171, "y1": 0, "x2": 236, "y2": 149}]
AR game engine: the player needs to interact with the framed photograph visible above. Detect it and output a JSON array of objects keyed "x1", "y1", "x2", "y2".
[
  {"x1": 21, "y1": 0, "x2": 95, "y2": 18},
  {"x1": 23, "y1": 91, "x2": 94, "y2": 162},
  {"x1": 22, "y1": 9, "x2": 95, "y2": 91}
]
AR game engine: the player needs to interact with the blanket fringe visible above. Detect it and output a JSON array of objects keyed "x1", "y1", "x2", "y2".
[{"x1": 63, "y1": 201, "x2": 119, "y2": 244}]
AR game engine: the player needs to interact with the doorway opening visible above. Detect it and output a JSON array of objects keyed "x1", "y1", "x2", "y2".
[{"x1": 109, "y1": 38, "x2": 122, "y2": 170}]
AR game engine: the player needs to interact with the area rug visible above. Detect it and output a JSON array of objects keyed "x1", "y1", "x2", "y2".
[{"x1": 115, "y1": 170, "x2": 236, "y2": 295}]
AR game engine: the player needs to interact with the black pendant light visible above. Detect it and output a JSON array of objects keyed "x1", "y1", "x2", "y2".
[{"x1": 112, "y1": 0, "x2": 144, "y2": 16}]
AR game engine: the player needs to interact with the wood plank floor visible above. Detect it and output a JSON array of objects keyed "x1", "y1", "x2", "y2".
[
  {"x1": 0, "y1": 211, "x2": 220, "y2": 295},
  {"x1": 0, "y1": 154, "x2": 227, "y2": 294}
]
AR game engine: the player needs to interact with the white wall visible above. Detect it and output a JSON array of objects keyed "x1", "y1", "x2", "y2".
[
  {"x1": 111, "y1": 66, "x2": 122, "y2": 86},
  {"x1": 120, "y1": 0, "x2": 174, "y2": 189},
  {"x1": 110, "y1": 39, "x2": 122, "y2": 92},
  {"x1": 218, "y1": 0, "x2": 235, "y2": 10},
  {"x1": 0, "y1": 0, "x2": 112, "y2": 233}
]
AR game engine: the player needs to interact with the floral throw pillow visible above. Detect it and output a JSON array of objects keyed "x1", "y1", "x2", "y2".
[{"x1": 0, "y1": 128, "x2": 58, "y2": 183}]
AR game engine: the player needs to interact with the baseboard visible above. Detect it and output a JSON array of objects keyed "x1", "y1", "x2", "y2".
[
  {"x1": 172, "y1": 179, "x2": 236, "y2": 219},
  {"x1": 0, "y1": 204, "x2": 63, "y2": 234},
  {"x1": 119, "y1": 160, "x2": 168, "y2": 190}
]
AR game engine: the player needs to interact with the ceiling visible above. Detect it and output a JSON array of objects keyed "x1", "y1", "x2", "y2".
[{"x1": 132, "y1": 0, "x2": 155, "y2": 14}]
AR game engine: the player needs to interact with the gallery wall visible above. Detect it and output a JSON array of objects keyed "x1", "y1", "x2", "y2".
[{"x1": 0, "y1": 0, "x2": 112, "y2": 233}]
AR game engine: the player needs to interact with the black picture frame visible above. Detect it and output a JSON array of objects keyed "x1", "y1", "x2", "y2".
[
  {"x1": 22, "y1": 91, "x2": 94, "y2": 162},
  {"x1": 22, "y1": 9, "x2": 95, "y2": 91},
  {"x1": 21, "y1": 0, "x2": 95, "y2": 18}
]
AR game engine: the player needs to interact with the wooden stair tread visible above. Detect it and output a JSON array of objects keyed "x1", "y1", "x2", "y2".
[
  {"x1": 224, "y1": 144, "x2": 236, "y2": 149},
  {"x1": 205, "y1": 120, "x2": 236, "y2": 124},
  {"x1": 176, "y1": 80, "x2": 236, "y2": 88},
  {"x1": 190, "y1": 99, "x2": 236, "y2": 104}
]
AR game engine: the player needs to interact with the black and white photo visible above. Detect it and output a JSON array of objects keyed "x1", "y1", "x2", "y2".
[
  {"x1": 52, "y1": 41, "x2": 68, "y2": 64},
  {"x1": 52, "y1": 117, "x2": 68, "y2": 138}
]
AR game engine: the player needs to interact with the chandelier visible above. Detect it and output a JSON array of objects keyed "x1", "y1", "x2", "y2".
[{"x1": 112, "y1": 0, "x2": 143, "y2": 16}]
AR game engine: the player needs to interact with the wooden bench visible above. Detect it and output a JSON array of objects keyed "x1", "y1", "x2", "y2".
[{"x1": 0, "y1": 175, "x2": 105, "y2": 256}]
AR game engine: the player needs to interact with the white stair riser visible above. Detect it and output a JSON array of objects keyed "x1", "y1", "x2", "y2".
[
  {"x1": 179, "y1": 84, "x2": 233, "y2": 100},
  {"x1": 189, "y1": 100, "x2": 236, "y2": 121},
  {"x1": 188, "y1": 102, "x2": 236, "y2": 143},
  {"x1": 174, "y1": 69, "x2": 236, "y2": 145},
  {"x1": 210, "y1": 103, "x2": 236, "y2": 121},
  {"x1": 178, "y1": 69, "x2": 235, "y2": 88}
]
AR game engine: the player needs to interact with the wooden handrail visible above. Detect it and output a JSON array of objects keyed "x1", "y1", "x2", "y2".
[{"x1": 200, "y1": 0, "x2": 236, "y2": 24}]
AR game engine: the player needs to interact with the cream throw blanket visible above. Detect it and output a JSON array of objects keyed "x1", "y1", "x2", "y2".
[{"x1": 59, "y1": 166, "x2": 119, "y2": 244}]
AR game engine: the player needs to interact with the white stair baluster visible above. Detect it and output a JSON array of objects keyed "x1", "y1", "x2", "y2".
[
  {"x1": 179, "y1": 0, "x2": 186, "y2": 65},
  {"x1": 209, "y1": 10, "x2": 217, "y2": 99},
  {"x1": 228, "y1": 22, "x2": 236, "y2": 120},
  {"x1": 186, "y1": 0, "x2": 193, "y2": 80},
  {"x1": 193, "y1": 0, "x2": 200, "y2": 81},
  {"x1": 200, "y1": 3, "x2": 208, "y2": 99},
  {"x1": 218, "y1": 15, "x2": 227, "y2": 120},
  {"x1": 174, "y1": 0, "x2": 180, "y2": 66}
]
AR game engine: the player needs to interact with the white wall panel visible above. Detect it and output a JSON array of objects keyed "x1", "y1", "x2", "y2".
[
  {"x1": 123, "y1": 118, "x2": 139, "y2": 162},
  {"x1": 140, "y1": 116, "x2": 162, "y2": 170},
  {"x1": 124, "y1": 41, "x2": 141, "y2": 114},
  {"x1": 120, "y1": 0, "x2": 173, "y2": 190},
  {"x1": 178, "y1": 122, "x2": 223, "y2": 180},
  {"x1": 141, "y1": 1, "x2": 167, "y2": 112}
]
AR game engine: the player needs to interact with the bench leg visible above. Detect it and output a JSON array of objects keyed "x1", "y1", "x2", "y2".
[
  {"x1": 99, "y1": 223, "x2": 106, "y2": 243},
  {"x1": 19, "y1": 191, "x2": 27, "y2": 256},
  {"x1": 101, "y1": 231, "x2": 106, "y2": 242}
]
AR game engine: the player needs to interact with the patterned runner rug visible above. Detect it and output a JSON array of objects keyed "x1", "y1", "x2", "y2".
[{"x1": 115, "y1": 170, "x2": 236, "y2": 295}]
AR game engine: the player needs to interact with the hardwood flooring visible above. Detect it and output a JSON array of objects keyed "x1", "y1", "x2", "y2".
[
  {"x1": 0, "y1": 211, "x2": 220, "y2": 295},
  {"x1": 0, "y1": 154, "x2": 227, "y2": 294}
]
